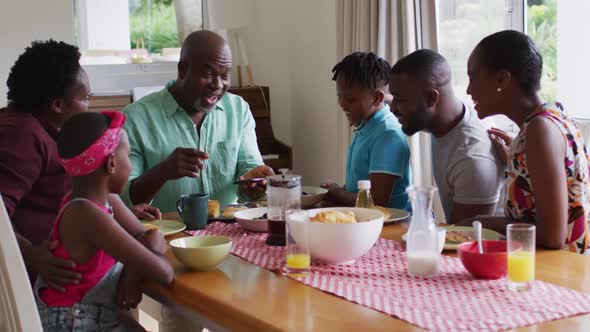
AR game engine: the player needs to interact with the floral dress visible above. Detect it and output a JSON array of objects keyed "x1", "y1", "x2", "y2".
[{"x1": 505, "y1": 102, "x2": 590, "y2": 255}]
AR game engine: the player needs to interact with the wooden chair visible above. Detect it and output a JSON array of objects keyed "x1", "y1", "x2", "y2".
[{"x1": 0, "y1": 194, "x2": 43, "y2": 331}]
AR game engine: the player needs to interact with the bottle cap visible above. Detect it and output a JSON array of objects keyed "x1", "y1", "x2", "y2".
[{"x1": 358, "y1": 180, "x2": 371, "y2": 190}]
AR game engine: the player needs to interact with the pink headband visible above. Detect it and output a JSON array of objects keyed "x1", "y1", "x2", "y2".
[{"x1": 61, "y1": 110, "x2": 126, "y2": 176}]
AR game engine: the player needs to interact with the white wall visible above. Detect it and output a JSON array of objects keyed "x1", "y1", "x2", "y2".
[
  {"x1": 76, "y1": 0, "x2": 130, "y2": 51},
  {"x1": 205, "y1": 0, "x2": 253, "y2": 31},
  {"x1": 246, "y1": 0, "x2": 340, "y2": 185},
  {"x1": 287, "y1": 0, "x2": 341, "y2": 186},
  {"x1": 212, "y1": 0, "x2": 341, "y2": 186},
  {"x1": 557, "y1": 1, "x2": 588, "y2": 119},
  {"x1": 0, "y1": 0, "x2": 75, "y2": 105},
  {"x1": 241, "y1": 0, "x2": 293, "y2": 147}
]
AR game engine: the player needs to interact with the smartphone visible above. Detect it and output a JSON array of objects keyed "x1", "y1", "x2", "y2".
[{"x1": 233, "y1": 178, "x2": 266, "y2": 185}]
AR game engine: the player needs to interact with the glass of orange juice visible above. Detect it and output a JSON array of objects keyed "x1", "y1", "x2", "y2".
[
  {"x1": 284, "y1": 210, "x2": 310, "y2": 277},
  {"x1": 507, "y1": 223, "x2": 535, "y2": 291}
]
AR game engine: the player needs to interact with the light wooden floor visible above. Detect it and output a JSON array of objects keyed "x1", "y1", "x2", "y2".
[
  {"x1": 138, "y1": 309, "x2": 159, "y2": 332},
  {"x1": 138, "y1": 309, "x2": 211, "y2": 332}
]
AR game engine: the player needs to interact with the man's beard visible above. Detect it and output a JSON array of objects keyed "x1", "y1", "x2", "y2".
[
  {"x1": 403, "y1": 107, "x2": 430, "y2": 136},
  {"x1": 192, "y1": 98, "x2": 214, "y2": 113}
]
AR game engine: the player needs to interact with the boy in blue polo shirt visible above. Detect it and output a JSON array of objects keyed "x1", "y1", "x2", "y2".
[{"x1": 321, "y1": 52, "x2": 411, "y2": 210}]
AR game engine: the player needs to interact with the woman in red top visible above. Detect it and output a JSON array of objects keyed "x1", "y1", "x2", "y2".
[{"x1": 0, "y1": 40, "x2": 161, "y2": 290}]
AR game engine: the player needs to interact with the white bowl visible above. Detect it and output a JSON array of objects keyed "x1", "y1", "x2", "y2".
[
  {"x1": 290, "y1": 207, "x2": 384, "y2": 264},
  {"x1": 301, "y1": 186, "x2": 328, "y2": 209},
  {"x1": 234, "y1": 207, "x2": 268, "y2": 232}
]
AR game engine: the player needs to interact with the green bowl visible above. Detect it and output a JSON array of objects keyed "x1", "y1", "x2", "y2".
[{"x1": 170, "y1": 236, "x2": 232, "y2": 271}]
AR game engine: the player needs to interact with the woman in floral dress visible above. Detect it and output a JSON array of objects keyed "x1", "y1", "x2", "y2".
[{"x1": 462, "y1": 30, "x2": 590, "y2": 255}]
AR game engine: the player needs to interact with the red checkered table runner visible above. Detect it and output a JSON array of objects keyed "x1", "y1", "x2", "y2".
[{"x1": 188, "y1": 222, "x2": 590, "y2": 331}]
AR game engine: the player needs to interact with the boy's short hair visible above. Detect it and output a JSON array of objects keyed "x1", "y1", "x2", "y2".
[{"x1": 331, "y1": 52, "x2": 391, "y2": 89}]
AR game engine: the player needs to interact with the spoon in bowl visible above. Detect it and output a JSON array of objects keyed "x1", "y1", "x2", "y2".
[{"x1": 473, "y1": 220, "x2": 483, "y2": 253}]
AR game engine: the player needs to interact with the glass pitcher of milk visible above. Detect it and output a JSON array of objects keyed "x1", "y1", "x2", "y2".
[{"x1": 406, "y1": 186, "x2": 440, "y2": 277}]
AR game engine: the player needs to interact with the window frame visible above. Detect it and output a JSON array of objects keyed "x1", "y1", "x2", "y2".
[
  {"x1": 434, "y1": 0, "x2": 527, "y2": 133},
  {"x1": 506, "y1": 0, "x2": 526, "y2": 32},
  {"x1": 83, "y1": 62, "x2": 178, "y2": 96},
  {"x1": 74, "y1": 0, "x2": 208, "y2": 94}
]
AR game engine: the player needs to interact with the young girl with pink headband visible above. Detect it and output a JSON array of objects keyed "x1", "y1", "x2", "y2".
[{"x1": 34, "y1": 110, "x2": 174, "y2": 331}]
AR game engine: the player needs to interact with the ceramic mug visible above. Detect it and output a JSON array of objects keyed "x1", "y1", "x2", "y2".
[{"x1": 176, "y1": 193, "x2": 209, "y2": 230}]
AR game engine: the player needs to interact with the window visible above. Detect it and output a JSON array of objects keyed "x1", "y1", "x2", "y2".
[
  {"x1": 437, "y1": 0, "x2": 586, "y2": 120},
  {"x1": 436, "y1": 0, "x2": 519, "y2": 131},
  {"x1": 74, "y1": 0, "x2": 203, "y2": 94},
  {"x1": 547, "y1": 1, "x2": 588, "y2": 119},
  {"x1": 74, "y1": 0, "x2": 201, "y2": 66},
  {"x1": 437, "y1": 0, "x2": 513, "y2": 106},
  {"x1": 128, "y1": 0, "x2": 181, "y2": 54},
  {"x1": 526, "y1": 0, "x2": 557, "y2": 104}
]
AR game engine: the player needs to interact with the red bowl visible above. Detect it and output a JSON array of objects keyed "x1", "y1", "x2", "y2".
[{"x1": 457, "y1": 240, "x2": 507, "y2": 279}]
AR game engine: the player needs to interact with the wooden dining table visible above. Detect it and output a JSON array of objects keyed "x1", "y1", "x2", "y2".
[{"x1": 144, "y1": 212, "x2": 590, "y2": 331}]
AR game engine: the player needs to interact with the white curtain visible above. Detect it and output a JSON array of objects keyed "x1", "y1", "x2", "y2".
[
  {"x1": 335, "y1": 0, "x2": 378, "y2": 182},
  {"x1": 336, "y1": 0, "x2": 444, "y2": 220},
  {"x1": 574, "y1": 119, "x2": 590, "y2": 148},
  {"x1": 173, "y1": 0, "x2": 203, "y2": 42}
]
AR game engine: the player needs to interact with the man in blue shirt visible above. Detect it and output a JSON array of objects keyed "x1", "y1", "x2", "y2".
[{"x1": 322, "y1": 52, "x2": 411, "y2": 210}]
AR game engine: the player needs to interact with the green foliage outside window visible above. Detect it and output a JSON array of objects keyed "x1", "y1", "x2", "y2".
[
  {"x1": 527, "y1": 0, "x2": 557, "y2": 101},
  {"x1": 129, "y1": 0, "x2": 180, "y2": 54}
]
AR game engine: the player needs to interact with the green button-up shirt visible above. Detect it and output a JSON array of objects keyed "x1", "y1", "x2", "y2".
[{"x1": 120, "y1": 84, "x2": 264, "y2": 212}]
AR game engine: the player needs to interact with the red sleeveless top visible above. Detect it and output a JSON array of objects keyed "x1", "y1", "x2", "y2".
[{"x1": 39, "y1": 197, "x2": 117, "y2": 306}]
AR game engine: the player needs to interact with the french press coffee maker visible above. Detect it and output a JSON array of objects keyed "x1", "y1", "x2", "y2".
[{"x1": 265, "y1": 170, "x2": 301, "y2": 246}]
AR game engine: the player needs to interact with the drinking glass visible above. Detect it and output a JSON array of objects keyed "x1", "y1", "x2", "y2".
[
  {"x1": 284, "y1": 210, "x2": 310, "y2": 277},
  {"x1": 507, "y1": 223, "x2": 535, "y2": 291}
]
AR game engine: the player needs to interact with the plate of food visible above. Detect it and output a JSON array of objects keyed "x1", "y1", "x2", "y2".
[
  {"x1": 141, "y1": 219, "x2": 186, "y2": 236},
  {"x1": 370, "y1": 206, "x2": 410, "y2": 224},
  {"x1": 207, "y1": 200, "x2": 249, "y2": 222},
  {"x1": 234, "y1": 207, "x2": 268, "y2": 232},
  {"x1": 402, "y1": 225, "x2": 504, "y2": 251},
  {"x1": 301, "y1": 186, "x2": 328, "y2": 209}
]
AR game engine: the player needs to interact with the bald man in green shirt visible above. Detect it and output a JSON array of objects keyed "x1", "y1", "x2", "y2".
[{"x1": 121, "y1": 30, "x2": 273, "y2": 213}]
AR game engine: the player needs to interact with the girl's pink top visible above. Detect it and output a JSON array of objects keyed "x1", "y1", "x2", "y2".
[{"x1": 39, "y1": 197, "x2": 117, "y2": 307}]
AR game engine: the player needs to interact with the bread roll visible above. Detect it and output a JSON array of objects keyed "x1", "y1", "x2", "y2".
[
  {"x1": 310, "y1": 210, "x2": 357, "y2": 224},
  {"x1": 371, "y1": 206, "x2": 391, "y2": 220},
  {"x1": 446, "y1": 231, "x2": 471, "y2": 244},
  {"x1": 143, "y1": 223, "x2": 159, "y2": 231},
  {"x1": 208, "y1": 200, "x2": 220, "y2": 218}
]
